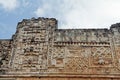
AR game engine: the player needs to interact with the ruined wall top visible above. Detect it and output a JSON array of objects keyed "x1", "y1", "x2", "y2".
[
  {"x1": 17, "y1": 17, "x2": 58, "y2": 29},
  {"x1": 0, "y1": 17, "x2": 120, "y2": 44}
]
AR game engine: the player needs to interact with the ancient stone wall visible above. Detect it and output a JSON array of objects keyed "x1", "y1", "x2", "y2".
[
  {"x1": 0, "y1": 40, "x2": 12, "y2": 74},
  {"x1": 55, "y1": 29, "x2": 110, "y2": 42},
  {"x1": 0, "y1": 17, "x2": 120, "y2": 80}
]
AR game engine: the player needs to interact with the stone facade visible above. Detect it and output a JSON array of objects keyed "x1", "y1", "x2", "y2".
[{"x1": 0, "y1": 17, "x2": 120, "y2": 80}]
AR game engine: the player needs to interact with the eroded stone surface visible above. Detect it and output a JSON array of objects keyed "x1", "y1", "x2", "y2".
[{"x1": 0, "y1": 17, "x2": 120, "y2": 79}]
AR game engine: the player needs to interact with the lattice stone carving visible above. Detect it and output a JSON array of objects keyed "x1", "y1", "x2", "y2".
[
  {"x1": 52, "y1": 47, "x2": 65, "y2": 58},
  {"x1": 51, "y1": 47, "x2": 65, "y2": 67},
  {"x1": 64, "y1": 46, "x2": 89, "y2": 73},
  {"x1": 64, "y1": 57, "x2": 88, "y2": 73},
  {"x1": 114, "y1": 47, "x2": 120, "y2": 71},
  {"x1": 90, "y1": 47, "x2": 113, "y2": 67}
]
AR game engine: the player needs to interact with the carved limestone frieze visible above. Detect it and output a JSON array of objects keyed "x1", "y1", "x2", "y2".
[{"x1": 0, "y1": 17, "x2": 120, "y2": 76}]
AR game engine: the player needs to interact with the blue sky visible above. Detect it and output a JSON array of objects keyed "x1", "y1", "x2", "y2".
[{"x1": 1, "y1": 0, "x2": 120, "y2": 39}]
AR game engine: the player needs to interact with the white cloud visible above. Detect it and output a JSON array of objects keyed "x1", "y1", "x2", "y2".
[
  {"x1": 22, "y1": 0, "x2": 30, "y2": 7},
  {"x1": 0, "y1": 0, "x2": 19, "y2": 11},
  {"x1": 35, "y1": 0, "x2": 120, "y2": 29},
  {"x1": 34, "y1": 4, "x2": 51, "y2": 17}
]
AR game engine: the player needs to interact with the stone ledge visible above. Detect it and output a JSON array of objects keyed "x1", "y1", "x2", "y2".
[{"x1": 1, "y1": 74, "x2": 120, "y2": 78}]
